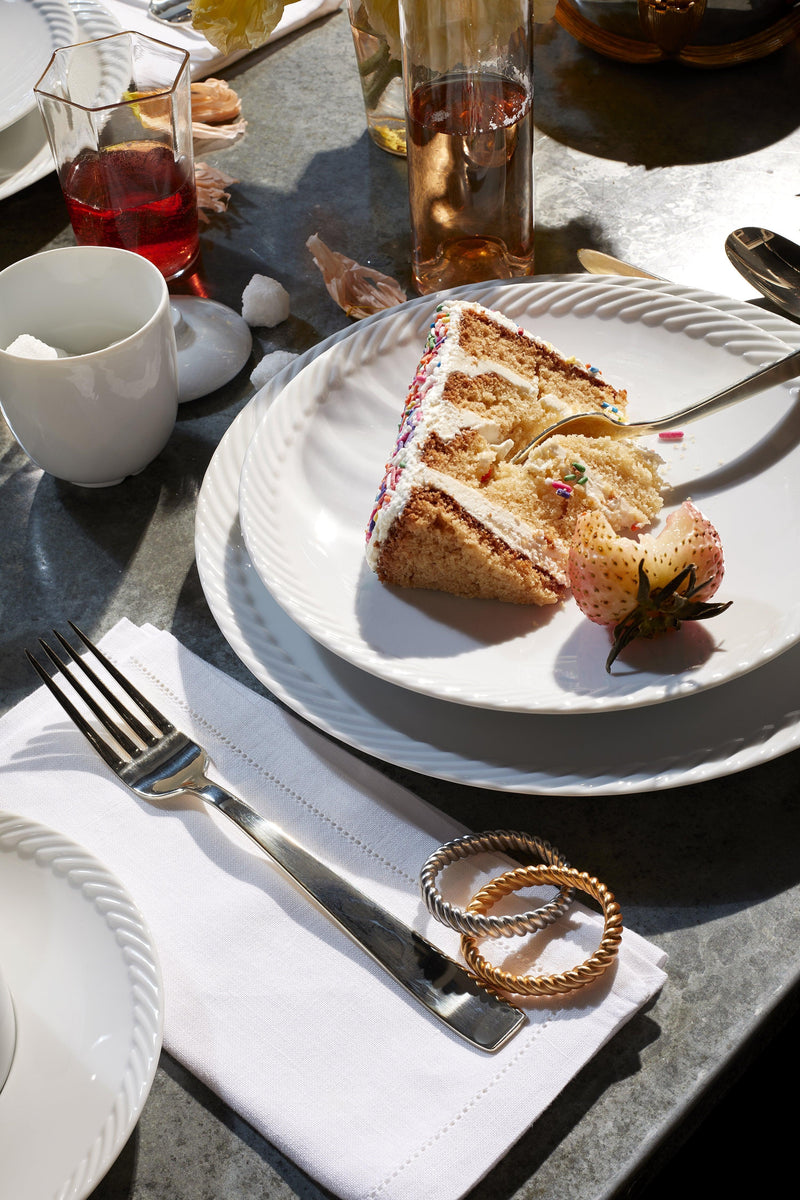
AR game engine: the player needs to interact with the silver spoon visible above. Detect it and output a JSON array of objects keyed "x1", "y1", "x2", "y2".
[
  {"x1": 511, "y1": 346, "x2": 800, "y2": 462},
  {"x1": 148, "y1": 0, "x2": 192, "y2": 24},
  {"x1": 725, "y1": 227, "x2": 800, "y2": 320}
]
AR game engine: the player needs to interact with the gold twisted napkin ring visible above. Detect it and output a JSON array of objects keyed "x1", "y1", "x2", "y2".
[
  {"x1": 461, "y1": 865, "x2": 623, "y2": 996},
  {"x1": 419, "y1": 830, "x2": 575, "y2": 938}
]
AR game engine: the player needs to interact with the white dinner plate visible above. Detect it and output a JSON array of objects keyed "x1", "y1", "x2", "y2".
[
  {"x1": 196, "y1": 276, "x2": 800, "y2": 795},
  {"x1": 0, "y1": 0, "x2": 78, "y2": 134},
  {"x1": 0, "y1": 0, "x2": 120, "y2": 201},
  {"x1": 239, "y1": 277, "x2": 800, "y2": 715},
  {"x1": 0, "y1": 813, "x2": 163, "y2": 1200}
]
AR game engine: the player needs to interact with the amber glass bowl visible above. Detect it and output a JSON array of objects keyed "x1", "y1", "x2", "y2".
[{"x1": 555, "y1": 0, "x2": 800, "y2": 65}]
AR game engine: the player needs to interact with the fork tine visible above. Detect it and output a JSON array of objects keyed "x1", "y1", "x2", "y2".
[
  {"x1": 26, "y1": 648, "x2": 127, "y2": 772},
  {"x1": 37, "y1": 637, "x2": 143, "y2": 757},
  {"x1": 52, "y1": 628, "x2": 156, "y2": 746},
  {"x1": 67, "y1": 622, "x2": 175, "y2": 734}
]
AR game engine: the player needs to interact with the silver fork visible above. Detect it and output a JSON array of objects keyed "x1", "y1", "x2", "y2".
[
  {"x1": 26, "y1": 623, "x2": 527, "y2": 1052},
  {"x1": 147, "y1": 0, "x2": 193, "y2": 25},
  {"x1": 511, "y1": 346, "x2": 800, "y2": 463}
]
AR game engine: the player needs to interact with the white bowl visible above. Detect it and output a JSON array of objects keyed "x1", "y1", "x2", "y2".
[
  {"x1": 0, "y1": 962, "x2": 15, "y2": 1093},
  {"x1": 0, "y1": 246, "x2": 178, "y2": 486}
]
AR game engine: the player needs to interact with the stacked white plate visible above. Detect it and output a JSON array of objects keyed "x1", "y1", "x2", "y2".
[
  {"x1": 196, "y1": 275, "x2": 800, "y2": 795},
  {"x1": 0, "y1": 0, "x2": 121, "y2": 202}
]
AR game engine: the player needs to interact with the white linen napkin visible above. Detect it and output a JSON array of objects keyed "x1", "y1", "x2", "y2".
[
  {"x1": 104, "y1": 0, "x2": 343, "y2": 78},
  {"x1": 1, "y1": 619, "x2": 666, "y2": 1200}
]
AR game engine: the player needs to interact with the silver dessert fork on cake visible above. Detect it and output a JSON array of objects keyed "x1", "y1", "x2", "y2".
[
  {"x1": 26, "y1": 623, "x2": 527, "y2": 1052},
  {"x1": 510, "y1": 345, "x2": 800, "y2": 463}
]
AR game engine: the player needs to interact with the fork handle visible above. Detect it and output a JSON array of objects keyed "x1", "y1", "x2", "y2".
[
  {"x1": 195, "y1": 782, "x2": 526, "y2": 1052},
  {"x1": 630, "y1": 345, "x2": 800, "y2": 435},
  {"x1": 514, "y1": 345, "x2": 800, "y2": 459}
]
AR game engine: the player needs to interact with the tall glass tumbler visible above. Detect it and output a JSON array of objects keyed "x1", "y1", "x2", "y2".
[
  {"x1": 34, "y1": 32, "x2": 199, "y2": 282},
  {"x1": 346, "y1": 0, "x2": 406, "y2": 156},
  {"x1": 399, "y1": 0, "x2": 534, "y2": 294}
]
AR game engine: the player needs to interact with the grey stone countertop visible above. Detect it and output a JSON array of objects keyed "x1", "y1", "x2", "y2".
[{"x1": 1, "y1": 10, "x2": 800, "y2": 1199}]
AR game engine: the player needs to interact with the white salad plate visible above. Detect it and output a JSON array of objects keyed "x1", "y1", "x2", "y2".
[
  {"x1": 238, "y1": 276, "x2": 800, "y2": 715},
  {"x1": 0, "y1": 813, "x2": 163, "y2": 1200},
  {"x1": 196, "y1": 276, "x2": 800, "y2": 795},
  {"x1": 0, "y1": 0, "x2": 120, "y2": 201},
  {"x1": 0, "y1": 0, "x2": 77, "y2": 134}
]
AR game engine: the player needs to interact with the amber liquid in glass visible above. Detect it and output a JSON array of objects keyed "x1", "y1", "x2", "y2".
[
  {"x1": 64, "y1": 142, "x2": 199, "y2": 281},
  {"x1": 407, "y1": 73, "x2": 533, "y2": 294}
]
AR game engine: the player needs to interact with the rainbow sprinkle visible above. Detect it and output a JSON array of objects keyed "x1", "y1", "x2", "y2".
[
  {"x1": 563, "y1": 461, "x2": 588, "y2": 486},
  {"x1": 366, "y1": 306, "x2": 452, "y2": 541},
  {"x1": 658, "y1": 430, "x2": 684, "y2": 441},
  {"x1": 549, "y1": 479, "x2": 573, "y2": 499}
]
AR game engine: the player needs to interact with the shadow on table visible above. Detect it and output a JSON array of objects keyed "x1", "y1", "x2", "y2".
[
  {"x1": 407, "y1": 748, "x2": 800, "y2": 923},
  {"x1": 534, "y1": 24, "x2": 800, "y2": 168},
  {"x1": 0, "y1": 416, "x2": 243, "y2": 712},
  {"x1": 87, "y1": 1127, "x2": 138, "y2": 1199},
  {"x1": 101, "y1": 1013, "x2": 658, "y2": 1200}
]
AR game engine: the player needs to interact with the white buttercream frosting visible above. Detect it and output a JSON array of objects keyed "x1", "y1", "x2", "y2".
[{"x1": 367, "y1": 301, "x2": 558, "y2": 571}]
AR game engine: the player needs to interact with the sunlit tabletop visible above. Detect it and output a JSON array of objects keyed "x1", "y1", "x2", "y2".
[{"x1": 1, "y1": 10, "x2": 799, "y2": 1200}]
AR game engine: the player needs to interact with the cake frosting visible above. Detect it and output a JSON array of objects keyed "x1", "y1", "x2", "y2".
[{"x1": 366, "y1": 299, "x2": 663, "y2": 605}]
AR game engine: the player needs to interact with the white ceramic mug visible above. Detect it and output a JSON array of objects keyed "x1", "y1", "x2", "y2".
[
  {"x1": 0, "y1": 961, "x2": 15, "y2": 1092},
  {"x1": 0, "y1": 246, "x2": 178, "y2": 486}
]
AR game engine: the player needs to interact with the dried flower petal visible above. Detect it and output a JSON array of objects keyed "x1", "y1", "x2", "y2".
[
  {"x1": 306, "y1": 233, "x2": 406, "y2": 319},
  {"x1": 136, "y1": 78, "x2": 246, "y2": 152},
  {"x1": 191, "y1": 78, "x2": 242, "y2": 123},
  {"x1": 195, "y1": 161, "x2": 237, "y2": 222},
  {"x1": 192, "y1": 117, "x2": 248, "y2": 154},
  {"x1": 189, "y1": 79, "x2": 247, "y2": 153}
]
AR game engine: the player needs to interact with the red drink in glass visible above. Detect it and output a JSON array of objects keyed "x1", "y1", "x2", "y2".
[
  {"x1": 64, "y1": 142, "x2": 198, "y2": 281},
  {"x1": 34, "y1": 34, "x2": 199, "y2": 282}
]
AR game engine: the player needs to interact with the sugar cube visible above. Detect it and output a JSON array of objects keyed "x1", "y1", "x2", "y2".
[
  {"x1": 5, "y1": 334, "x2": 69, "y2": 359},
  {"x1": 249, "y1": 350, "x2": 299, "y2": 390},
  {"x1": 241, "y1": 274, "x2": 290, "y2": 328}
]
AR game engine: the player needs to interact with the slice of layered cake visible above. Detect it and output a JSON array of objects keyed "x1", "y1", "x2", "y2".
[{"x1": 365, "y1": 299, "x2": 664, "y2": 605}]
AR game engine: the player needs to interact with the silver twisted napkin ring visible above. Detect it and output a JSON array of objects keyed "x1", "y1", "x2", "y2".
[{"x1": 420, "y1": 830, "x2": 575, "y2": 938}]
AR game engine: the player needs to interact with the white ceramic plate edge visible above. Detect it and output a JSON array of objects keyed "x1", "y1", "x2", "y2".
[
  {"x1": 0, "y1": 812, "x2": 163, "y2": 1200},
  {"x1": 0, "y1": 0, "x2": 79, "y2": 134},
  {"x1": 0, "y1": 0, "x2": 121, "y2": 201}
]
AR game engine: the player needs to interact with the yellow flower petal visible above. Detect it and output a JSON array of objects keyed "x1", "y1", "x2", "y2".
[{"x1": 189, "y1": 0, "x2": 298, "y2": 55}]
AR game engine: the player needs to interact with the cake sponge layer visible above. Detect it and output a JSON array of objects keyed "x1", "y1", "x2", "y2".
[{"x1": 366, "y1": 300, "x2": 663, "y2": 606}]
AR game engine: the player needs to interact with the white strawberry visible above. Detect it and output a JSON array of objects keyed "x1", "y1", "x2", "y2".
[{"x1": 568, "y1": 500, "x2": 731, "y2": 671}]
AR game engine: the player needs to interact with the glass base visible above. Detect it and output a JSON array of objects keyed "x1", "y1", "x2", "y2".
[
  {"x1": 367, "y1": 118, "x2": 407, "y2": 156},
  {"x1": 412, "y1": 237, "x2": 534, "y2": 295},
  {"x1": 163, "y1": 242, "x2": 200, "y2": 283}
]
